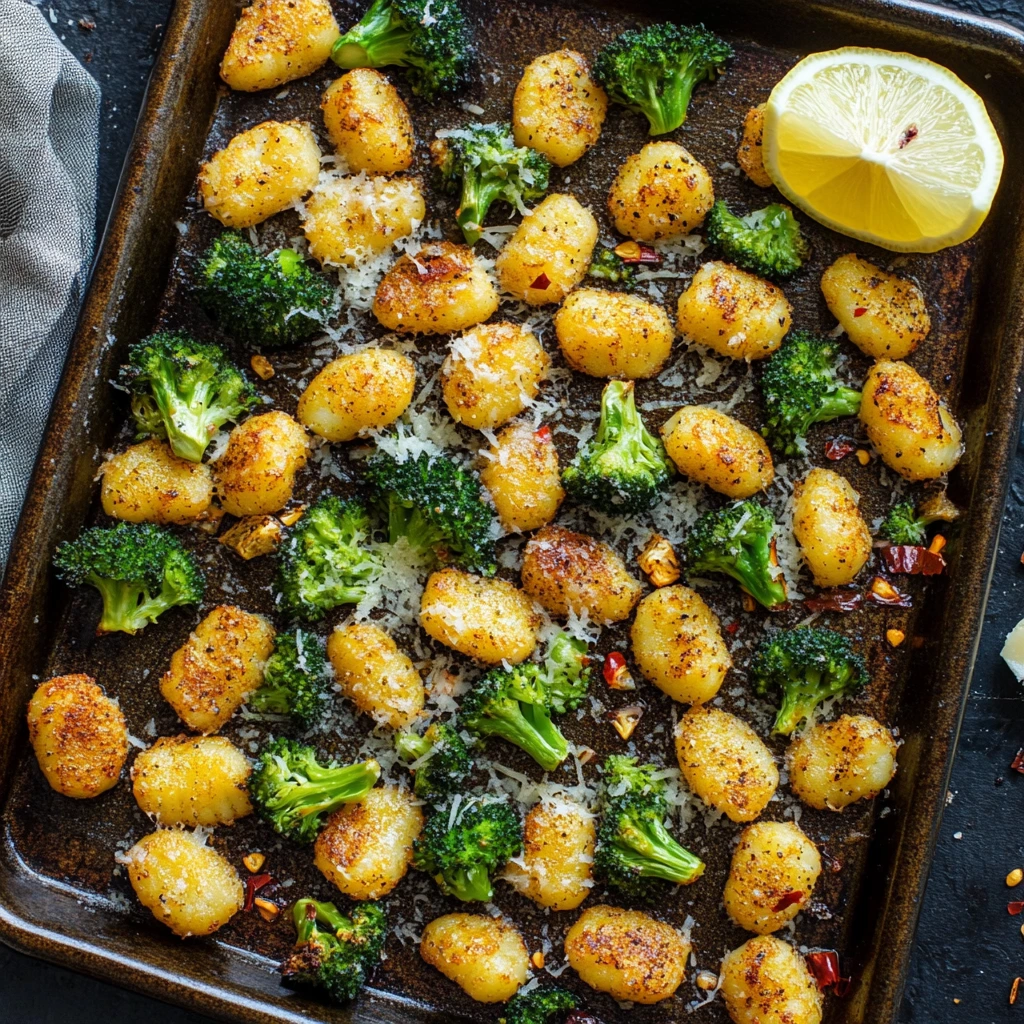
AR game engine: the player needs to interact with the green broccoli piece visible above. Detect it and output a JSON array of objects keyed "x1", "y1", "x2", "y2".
[
  {"x1": 364, "y1": 446, "x2": 496, "y2": 575},
  {"x1": 280, "y1": 898, "x2": 387, "y2": 1003},
  {"x1": 52, "y1": 522, "x2": 204, "y2": 635},
  {"x1": 118, "y1": 331, "x2": 257, "y2": 463},
  {"x1": 750, "y1": 627, "x2": 869, "y2": 736},
  {"x1": 277, "y1": 496, "x2": 381, "y2": 622},
  {"x1": 395, "y1": 722, "x2": 472, "y2": 803},
  {"x1": 684, "y1": 500, "x2": 787, "y2": 610},
  {"x1": 759, "y1": 330, "x2": 863, "y2": 456},
  {"x1": 248, "y1": 629, "x2": 329, "y2": 729},
  {"x1": 881, "y1": 494, "x2": 960, "y2": 546},
  {"x1": 459, "y1": 633, "x2": 591, "y2": 771},
  {"x1": 433, "y1": 122, "x2": 551, "y2": 244},
  {"x1": 413, "y1": 797, "x2": 522, "y2": 902},
  {"x1": 593, "y1": 22, "x2": 732, "y2": 135},
  {"x1": 587, "y1": 247, "x2": 637, "y2": 289},
  {"x1": 562, "y1": 380, "x2": 674, "y2": 515},
  {"x1": 332, "y1": 0, "x2": 469, "y2": 99},
  {"x1": 501, "y1": 985, "x2": 580, "y2": 1024},
  {"x1": 250, "y1": 737, "x2": 380, "y2": 843},
  {"x1": 704, "y1": 201, "x2": 811, "y2": 281},
  {"x1": 595, "y1": 755, "x2": 705, "y2": 897},
  {"x1": 196, "y1": 231, "x2": 334, "y2": 348}
]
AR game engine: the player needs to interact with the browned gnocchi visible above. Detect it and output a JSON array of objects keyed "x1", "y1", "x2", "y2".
[
  {"x1": 608, "y1": 141, "x2": 714, "y2": 242},
  {"x1": 521, "y1": 524, "x2": 643, "y2": 624},
  {"x1": 720, "y1": 935, "x2": 823, "y2": 1024},
  {"x1": 198, "y1": 120, "x2": 321, "y2": 228},
  {"x1": 675, "y1": 705, "x2": 779, "y2": 822},
  {"x1": 374, "y1": 241, "x2": 499, "y2": 334},
  {"x1": 441, "y1": 321, "x2": 550, "y2": 430},
  {"x1": 27, "y1": 675, "x2": 128, "y2": 799},
  {"x1": 512, "y1": 50, "x2": 608, "y2": 167},
  {"x1": 478, "y1": 421, "x2": 564, "y2": 532},
  {"x1": 296, "y1": 348, "x2": 416, "y2": 442},
  {"x1": 661, "y1": 405, "x2": 774, "y2": 498},
  {"x1": 554, "y1": 287, "x2": 675, "y2": 379},
  {"x1": 792, "y1": 467, "x2": 872, "y2": 587},
  {"x1": 420, "y1": 568, "x2": 539, "y2": 664},
  {"x1": 677, "y1": 260, "x2": 792, "y2": 359},
  {"x1": 630, "y1": 585, "x2": 731, "y2": 704},
  {"x1": 737, "y1": 104, "x2": 772, "y2": 187}
]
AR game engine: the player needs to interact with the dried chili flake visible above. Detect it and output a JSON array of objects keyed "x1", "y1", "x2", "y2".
[
  {"x1": 833, "y1": 977, "x2": 854, "y2": 998},
  {"x1": 1008, "y1": 901, "x2": 1024, "y2": 916},
  {"x1": 1012, "y1": 748, "x2": 1024, "y2": 774},
  {"x1": 603, "y1": 651, "x2": 635, "y2": 690},
  {"x1": 805, "y1": 950, "x2": 841, "y2": 989},
  {"x1": 866, "y1": 576, "x2": 912, "y2": 607},
  {"x1": 825, "y1": 438, "x2": 856, "y2": 461},
  {"x1": 613, "y1": 240, "x2": 662, "y2": 265},
  {"x1": 772, "y1": 891, "x2": 804, "y2": 912},
  {"x1": 534, "y1": 424, "x2": 552, "y2": 442},
  {"x1": 853, "y1": 306, "x2": 868, "y2": 317},
  {"x1": 882, "y1": 545, "x2": 946, "y2": 576},
  {"x1": 803, "y1": 589, "x2": 863, "y2": 614},
  {"x1": 529, "y1": 272, "x2": 551, "y2": 290},
  {"x1": 725, "y1": 621, "x2": 739, "y2": 634},
  {"x1": 244, "y1": 872, "x2": 273, "y2": 911}
]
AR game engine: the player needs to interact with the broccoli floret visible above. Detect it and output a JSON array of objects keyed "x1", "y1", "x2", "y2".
[
  {"x1": 332, "y1": 0, "x2": 469, "y2": 99},
  {"x1": 587, "y1": 247, "x2": 638, "y2": 289},
  {"x1": 248, "y1": 629, "x2": 329, "y2": 729},
  {"x1": 704, "y1": 201, "x2": 811, "y2": 281},
  {"x1": 750, "y1": 627, "x2": 869, "y2": 736},
  {"x1": 501, "y1": 985, "x2": 580, "y2": 1024},
  {"x1": 433, "y1": 122, "x2": 551, "y2": 244},
  {"x1": 562, "y1": 380, "x2": 674, "y2": 515},
  {"x1": 759, "y1": 330, "x2": 863, "y2": 457},
  {"x1": 593, "y1": 22, "x2": 732, "y2": 136},
  {"x1": 250, "y1": 737, "x2": 380, "y2": 843},
  {"x1": 459, "y1": 633, "x2": 590, "y2": 771},
  {"x1": 277, "y1": 496, "x2": 381, "y2": 622},
  {"x1": 684, "y1": 500, "x2": 787, "y2": 610},
  {"x1": 197, "y1": 231, "x2": 334, "y2": 348},
  {"x1": 118, "y1": 331, "x2": 257, "y2": 463},
  {"x1": 881, "y1": 496, "x2": 959, "y2": 545},
  {"x1": 395, "y1": 722, "x2": 472, "y2": 803},
  {"x1": 413, "y1": 797, "x2": 522, "y2": 902},
  {"x1": 365, "y1": 447, "x2": 496, "y2": 575},
  {"x1": 595, "y1": 755, "x2": 705, "y2": 897},
  {"x1": 281, "y1": 898, "x2": 387, "y2": 1003},
  {"x1": 52, "y1": 522, "x2": 204, "y2": 635}
]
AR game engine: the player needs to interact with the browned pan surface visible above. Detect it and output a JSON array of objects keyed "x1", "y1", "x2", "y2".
[{"x1": 3, "y1": 2, "x2": 1024, "y2": 1023}]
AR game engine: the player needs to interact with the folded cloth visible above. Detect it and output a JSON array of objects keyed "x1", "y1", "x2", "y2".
[{"x1": 0, "y1": 0, "x2": 100, "y2": 564}]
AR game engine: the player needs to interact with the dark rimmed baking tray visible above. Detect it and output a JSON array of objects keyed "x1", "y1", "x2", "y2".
[{"x1": 3, "y1": 0, "x2": 1024, "y2": 1021}]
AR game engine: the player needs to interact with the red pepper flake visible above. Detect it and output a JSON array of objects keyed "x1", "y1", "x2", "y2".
[
  {"x1": 614, "y1": 240, "x2": 662, "y2": 266},
  {"x1": 534, "y1": 424, "x2": 552, "y2": 442},
  {"x1": 603, "y1": 651, "x2": 635, "y2": 690},
  {"x1": 772, "y1": 890, "x2": 804, "y2": 913},
  {"x1": 866, "y1": 576, "x2": 913, "y2": 607},
  {"x1": 833, "y1": 977, "x2": 854, "y2": 998},
  {"x1": 1011, "y1": 748, "x2": 1024, "y2": 774},
  {"x1": 882, "y1": 545, "x2": 946, "y2": 576},
  {"x1": 805, "y1": 949, "x2": 852, "y2": 995},
  {"x1": 853, "y1": 306, "x2": 868, "y2": 317},
  {"x1": 529, "y1": 272, "x2": 551, "y2": 290},
  {"x1": 244, "y1": 873, "x2": 273, "y2": 912},
  {"x1": 1009, "y1": 901, "x2": 1024, "y2": 916},
  {"x1": 803, "y1": 589, "x2": 863, "y2": 614},
  {"x1": 825, "y1": 438, "x2": 856, "y2": 461},
  {"x1": 725, "y1": 621, "x2": 739, "y2": 634}
]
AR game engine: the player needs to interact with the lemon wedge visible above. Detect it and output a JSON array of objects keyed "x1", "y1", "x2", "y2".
[{"x1": 763, "y1": 47, "x2": 1004, "y2": 252}]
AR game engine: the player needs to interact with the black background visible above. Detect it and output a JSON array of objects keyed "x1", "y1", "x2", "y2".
[{"x1": 4, "y1": 0, "x2": 1024, "y2": 1020}]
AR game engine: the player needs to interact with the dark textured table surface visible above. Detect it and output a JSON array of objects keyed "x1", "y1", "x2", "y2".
[{"x1": 4, "y1": 0, "x2": 1024, "y2": 1020}]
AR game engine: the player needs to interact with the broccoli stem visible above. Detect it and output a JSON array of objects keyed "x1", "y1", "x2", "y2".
[
  {"x1": 816, "y1": 388, "x2": 863, "y2": 422},
  {"x1": 616, "y1": 816, "x2": 706, "y2": 884},
  {"x1": 457, "y1": 178, "x2": 505, "y2": 244},
  {"x1": 712, "y1": 537, "x2": 787, "y2": 609},
  {"x1": 446, "y1": 863, "x2": 495, "y2": 903},
  {"x1": 333, "y1": 1, "x2": 412, "y2": 70},
  {"x1": 646, "y1": 75, "x2": 688, "y2": 136},
  {"x1": 394, "y1": 733, "x2": 431, "y2": 762},
  {"x1": 248, "y1": 685, "x2": 292, "y2": 716},
  {"x1": 773, "y1": 665, "x2": 854, "y2": 735},
  {"x1": 278, "y1": 762, "x2": 379, "y2": 822},
  {"x1": 91, "y1": 576, "x2": 151, "y2": 634},
  {"x1": 471, "y1": 703, "x2": 569, "y2": 772}
]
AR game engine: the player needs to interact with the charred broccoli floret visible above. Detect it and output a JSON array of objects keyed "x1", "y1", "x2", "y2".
[
  {"x1": 432, "y1": 122, "x2": 551, "y2": 244},
  {"x1": 413, "y1": 797, "x2": 522, "y2": 902},
  {"x1": 459, "y1": 633, "x2": 591, "y2": 771},
  {"x1": 331, "y1": 0, "x2": 469, "y2": 99},
  {"x1": 881, "y1": 494, "x2": 959, "y2": 545},
  {"x1": 759, "y1": 330, "x2": 863, "y2": 457},
  {"x1": 281, "y1": 898, "x2": 387, "y2": 1003},
  {"x1": 365, "y1": 446, "x2": 496, "y2": 575},
  {"x1": 52, "y1": 522, "x2": 204, "y2": 635},
  {"x1": 501, "y1": 985, "x2": 580, "y2": 1024},
  {"x1": 750, "y1": 627, "x2": 869, "y2": 736},
  {"x1": 587, "y1": 247, "x2": 637, "y2": 289},
  {"x1": 595, "y1": 755, "x2": 705, "y2": 897},
  {"x1": 704, "y1": 201, "x2": 810, "y2": 281},
  {"x1": 118, "y1": 331, "x2": 257, "y2": 463},
  {"x1": 197, "y1": 231, "x2": 334, "y2": 348},
  {"x1": 562, "y1": 380, "x2": 674, "y2": 515},
  {"x1": 593, "y1": 22, "x2": 732, "y2": 136},
  {"x1": 277, "y1": 496, "x2": 381, "y2": 622},
  {"x1": 395, "y1": 722, "x2": 473, "y2": 803},
  {"x1": 248, "y1": 629, "x2": 330, "y2": 729},
  {"x1": 684, "y1": 500, "x2": 787, "y2": 610},
  {"x1": 250, "y1": 737, "x2": 380, "y2": 843}
]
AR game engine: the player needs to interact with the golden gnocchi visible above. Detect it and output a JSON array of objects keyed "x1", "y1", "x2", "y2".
[
  {"x1": 100, "y1": 439, "x2": 213, "y2": 524},
  {"x1": 198, "y1": 120, "x2": 320, "y2": 229},
  {"x1": 554, "y1": 287, "x2": 675, "y2": 379},
  {"x1": 737, "y1": 104, "x2": 772, "y2": 187},
  {"x1": 720, "y1": 936, "x2": 823, "y2": 1024},
  {"x1": 479, "y1": 421, "x2": 564, "y2": 533},
  {"x1": 793, "y1": 467, "x2": 872, "y2": 587}
]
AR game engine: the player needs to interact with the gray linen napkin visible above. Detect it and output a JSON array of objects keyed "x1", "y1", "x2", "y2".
[{"x1": 0, "y1": 0, "x2": 100, "y2": 563}]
